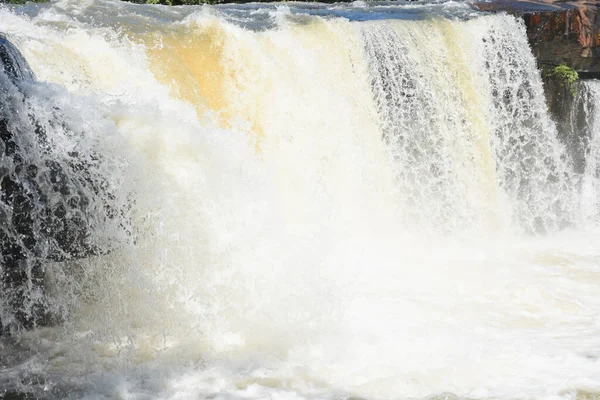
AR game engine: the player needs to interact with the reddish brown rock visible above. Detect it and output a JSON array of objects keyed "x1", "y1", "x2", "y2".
[{"x1": 475, "y1": 0, "x2": 600, "y2": 76}]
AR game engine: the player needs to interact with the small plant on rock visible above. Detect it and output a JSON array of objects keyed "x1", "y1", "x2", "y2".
[{"x1": 542, "y1": 64, "x2": 579, "y2": 95}]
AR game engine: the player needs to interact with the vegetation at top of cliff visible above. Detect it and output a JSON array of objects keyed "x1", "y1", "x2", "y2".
[
  {"x1": 128, "y1": 0, "x2": 342, "y2": 4},
  {"x1": 0, "y1": 0, "x2": 212, "y2": 3},
  {"x1": 129, "y1": 0, "x2": 225, "y2": 4},
  {"x1": 1, "y1": 0, "x2": 49, "y2": 3}
]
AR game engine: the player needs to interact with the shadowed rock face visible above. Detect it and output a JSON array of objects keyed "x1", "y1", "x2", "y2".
[{"x1": 476, "y1": 0, "x2": 600, "y2": 76}]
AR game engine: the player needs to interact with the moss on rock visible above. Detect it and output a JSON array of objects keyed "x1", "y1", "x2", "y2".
[
  {"x1": 543, "y1": 64, "x2": 579, "y2": 84},
  {"x1": 542, "y1": 64, "x2": 579, "y2": 95}
]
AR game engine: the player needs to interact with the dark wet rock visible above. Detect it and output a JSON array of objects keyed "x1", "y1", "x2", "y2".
[
  {"x1": 0, "y1": 35, "x2": 34, "y2": 82},
  {"x1": 0, "y1": 391, "x2": 38, "y2": 400},
  {"x1": 525, "y1": 7, "x2": 600, "y2": 76},
  {"x1": 0, "y1": 34, "x2": 124, "y2": 333}
]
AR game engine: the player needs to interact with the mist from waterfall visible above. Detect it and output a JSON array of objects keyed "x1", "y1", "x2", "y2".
[{"x1": 1, "y1": 1, "x2": 600, "y2": 399}]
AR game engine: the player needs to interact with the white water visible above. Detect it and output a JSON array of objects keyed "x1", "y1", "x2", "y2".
[
  {"x1": 1, "y1": 1, "x2": 600, "y2": 399},
  {"x1": 571, "y1": 80, "x2": 600, "y2": 224}
]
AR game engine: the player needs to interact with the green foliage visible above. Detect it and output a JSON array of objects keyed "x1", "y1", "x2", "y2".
[
  {"x1": 542, "y1": 64, "x2": 579, "y2": 96},
  {"x1": 134, "y1": 0, "x2": 221, "y2": 4},
  {"x1": 543, "y1": 64, "x2": 579, "y2": 85},
  {"x1": 177, "y1": 0, "x2": 215, "y2": 3},
  {"x1": 2, "y1": 0, "x2": 49, "y2": 3}
]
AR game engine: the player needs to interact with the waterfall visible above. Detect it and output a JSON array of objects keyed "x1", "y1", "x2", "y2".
[
  {"x1": 570, "y1": 80, "x2": 600, "y2": 223},
  {"x1": 362, "y1": 16, "x2": 574, "y2": 234},
  {"x1": 1, "y1": 1, "x2": 600, "y2": 399}
]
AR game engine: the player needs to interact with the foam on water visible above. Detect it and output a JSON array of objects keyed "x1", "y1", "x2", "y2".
[{"x1": 1, "y1": 1, "x2": 600, "y2": 399}]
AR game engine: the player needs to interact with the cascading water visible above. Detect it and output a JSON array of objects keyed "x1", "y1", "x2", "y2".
[
  {"x1": 0, "y1": 34, "x2": 134, "y2": 334},
  {"x1": 568, "y1": 80, "x2": 600, "y2": 223},
  {"x1": 1, "y1": 1, "x2": 600, "y2": 399}
]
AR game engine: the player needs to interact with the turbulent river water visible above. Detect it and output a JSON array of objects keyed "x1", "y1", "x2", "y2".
[{"x1": 1, "y1": 0, "x2": 600, "y2": 399}]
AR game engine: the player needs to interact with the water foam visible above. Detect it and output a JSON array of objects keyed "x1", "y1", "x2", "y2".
[{"x1": 1, "y1": 1, "x2": 600, "y2": 399}]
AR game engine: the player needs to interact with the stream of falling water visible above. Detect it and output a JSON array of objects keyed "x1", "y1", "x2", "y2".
[{"x1": 1, "y1": 1, "x2": 600, "y2": 399}]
